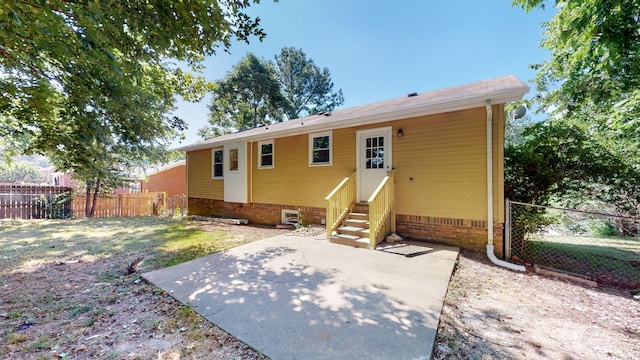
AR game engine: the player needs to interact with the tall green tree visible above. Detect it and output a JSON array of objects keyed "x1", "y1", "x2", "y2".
[
  {"x1": 508, "y1": 0, "x2": 640, "y2": 218},
  {"x1": 513, "y1": 0, "x2": 640, "y2": 150},
  {"x1": 1, "y1": 1, "x2": 267, "y2": 215},
  {"x1": 200, "y1": 53, "x2": 292, "y2": 137},
  {"x1": 274, "y1": 47, "x2": 344, "y2": 118}
]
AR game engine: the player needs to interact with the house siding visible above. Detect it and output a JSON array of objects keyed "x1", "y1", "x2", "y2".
[
  {"x1": 187, "y1": 104, "x2": 506, "y2": 256},
  {"x1": 141, "y1": 164, "x2": 186, "y2": 197},
  {"x1": 187, "y1": 149, "x2": 223, "y2": 200},
  {"x1": 250, "y1": 128, "x2": 355, "y2": 209}
]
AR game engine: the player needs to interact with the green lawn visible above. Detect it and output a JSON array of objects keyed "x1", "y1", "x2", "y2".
[
  {"x1": 0, "y1": 217, "x2": 243, "y2": 272},
  {"x1": 524, "y1": 234, "x2": 640, "y2": 287},
  {"x1": 0, "y1": 217, "x2": 271, "y2": 359}
]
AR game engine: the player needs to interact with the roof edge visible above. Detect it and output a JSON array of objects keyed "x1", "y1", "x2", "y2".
[{"x1": 178, "y1": 76, "x2": 528, "y2": 152}]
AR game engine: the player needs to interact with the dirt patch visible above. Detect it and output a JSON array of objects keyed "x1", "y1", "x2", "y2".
[
  {"x1": 3, "y1": 218, "x2": 638, "y2": 359},
  {"x1": 0, "y1": 218, "x2": 290, "y2": 360},
  {"x1": 433, "y1": 249, "x2": 640, "y2": 359}
]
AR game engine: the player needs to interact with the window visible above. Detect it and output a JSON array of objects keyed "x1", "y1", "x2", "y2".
[
  {"x1": 212, "y1": 149, "x2": 223, "y2": 178},
  {"x1": 365, "y1": 136, "x2": 384, "y2": 169},
  {"x1": 309, "y1": 131, "x2": 332, "y2": 166},
  {"x1": 259, "y1": 140, "x2": 274, "y2": 168},
  {"x1": 229, "y1": 149, "x2": 238, "y2": 171}
]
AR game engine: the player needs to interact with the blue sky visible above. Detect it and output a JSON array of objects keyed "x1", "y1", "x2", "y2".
[{"x1": 173, "y1": 0, "x2": 553, "y2": 147}]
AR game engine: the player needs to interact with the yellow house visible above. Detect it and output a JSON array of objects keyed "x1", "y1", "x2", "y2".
[{"x1": 180, "y1": 76, "x2": 528, "y2": 259}]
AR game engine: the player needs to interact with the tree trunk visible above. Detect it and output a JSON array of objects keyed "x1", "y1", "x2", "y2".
[
  {"x1": 84, "y1": 180, "x2": 93, "y2": 217},
  {"x1": 89, "y1": 181, "x2": 100, "y2": 218}
]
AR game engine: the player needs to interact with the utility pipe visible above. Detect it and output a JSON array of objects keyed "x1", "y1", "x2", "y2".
[{"x1": 485, "y1": 99, "x2": 526, "y2": 272}]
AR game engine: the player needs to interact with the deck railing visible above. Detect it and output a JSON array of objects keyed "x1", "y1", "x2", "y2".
[
  {"x1": 325, "y1": 171, "x2": 356, "y2": 239},
  {"x1": 368, "y1": 170, "x2": 396, "y2": 248}
]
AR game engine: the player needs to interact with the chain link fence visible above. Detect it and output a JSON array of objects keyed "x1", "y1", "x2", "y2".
[{"x1": 506, "y1": 200, "x2": 640, "y2": 290}]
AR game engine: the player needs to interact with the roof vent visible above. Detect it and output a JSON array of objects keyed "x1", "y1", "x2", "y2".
[
  {"x1": 407, "y1": 92, "x2": 418, "y2": 97},
  {"x1": 317, "y1": 111, "x2": 331, "y2": 116}
]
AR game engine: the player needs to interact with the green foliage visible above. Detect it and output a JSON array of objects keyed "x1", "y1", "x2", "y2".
[
  {"x1": 34, "y1": 193, "x2": 73, "y2": 219},
  {"x1": 505, "y1": 119, "x2": 640, "y2": 212},
  {"x1": 0, "y1": 0, "x2": 266, "y2": 198},
  {"x1": 0, "y1": 160, "x2": 40, "y2": 183},
  {"x1": 509, "y1": 0, "x2": 640, "y2": 219},
  {"x1": 274, "y1": 47, "x2": 344, "y2": 118},
  {"x1": 200, "y1": 47, "x2": 345, "y2": 137},
  {"x1": 513, "y1": 0, "x2": 640, "y2": 155},
  {"x1": 201, "y1": 53, "x2": 292, "y2": 137},
  {"x1": 587, "y1": 219, "x2": 618, "y2": 237}
]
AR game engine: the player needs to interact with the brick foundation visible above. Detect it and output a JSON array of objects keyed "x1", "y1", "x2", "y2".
[
  {"x1": 189, "y1": 198, "x2": 505, "y2": 258},
  {"x1": 189, "y1": 197, "x2": 326, "y2": 226},
  {"x1": 396, "y1": 214, "x2": 504, "y2": 259}
]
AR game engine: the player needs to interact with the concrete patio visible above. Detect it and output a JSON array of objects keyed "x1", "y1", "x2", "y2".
[{"x1": 143, "y1": 232, "x2": 459, "y2": 359}]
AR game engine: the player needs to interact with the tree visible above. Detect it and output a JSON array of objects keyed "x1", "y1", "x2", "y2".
[
  {"x1": 0, "y1": 161, "x2": 40, "y2": 183},
  {"x1": 508, "y1": 0, "x2": 640, "y2": 218},
  {"x1": 274, "y1": 47, "x2": 344, "y2": 118},
  {"x1": 200, "y1": 53, "x2": 292, "y2": 137},
  {"x1": 1, "y1": 1, "x2": 266, "y2": 215},
  {"x1": 512, "y1": 0, "x2": 640, "y2": 150}
]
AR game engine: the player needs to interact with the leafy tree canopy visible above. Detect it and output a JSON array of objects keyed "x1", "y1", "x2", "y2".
[
  {"x1": 200, "y1": 47, "x2": 344, "y2": 138},
  {"x1": 1, "y1": 0, "x2": 266, "y2": 194},
  {"x1": 0, "y1": 160, "x2": 40, "y2": 183},
  {"x1": 512, "y1": 0, "x2": 640, "y2": 147},
  {"x1": 200, "y1": 53, "x2": 292, "y2": 137},
  {"x1": 274, "y1": 47, "x2": 344, "y2": 119},
  {"x1": 506, "y1": 0, "x2": 640, "y2": 218}
]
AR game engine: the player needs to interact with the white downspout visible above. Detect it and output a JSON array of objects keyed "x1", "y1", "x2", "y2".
[{"x1": 486, "y1": 99, "x2": 526, "y2": 272}]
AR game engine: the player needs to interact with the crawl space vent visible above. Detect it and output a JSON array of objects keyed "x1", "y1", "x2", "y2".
[{"x1": 281, "y1": 209, "x2": 299, "y2": 224}]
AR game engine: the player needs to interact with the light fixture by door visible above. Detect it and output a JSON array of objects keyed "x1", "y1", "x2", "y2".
[{"x1": 397, "y1": 129, "x2": 404, "y2": 138}]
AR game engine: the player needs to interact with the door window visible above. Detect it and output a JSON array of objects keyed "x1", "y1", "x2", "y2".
[{"x1": 365, "y1": 136, "x2": 385, "y2": 169}]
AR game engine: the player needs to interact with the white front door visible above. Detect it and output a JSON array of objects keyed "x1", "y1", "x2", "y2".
[{"x1": 357, "y1": 127, "x2": 392, "y2": 202}]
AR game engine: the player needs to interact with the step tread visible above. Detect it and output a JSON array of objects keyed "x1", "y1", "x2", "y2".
[
  {"x1": 337, "y1": 225, "x2": 367, "y2": 232},
  {"x1": 330, "y1": 234, "x2": 370, "y2": 248},
  {"x1": 348, "y1": 213, "x2": 369, "y2": 220},
  {"x1": 331, "y1": 233, "x2": 360, "y2": 240},
  {"x1": 344, "y1": 218, "x2": 369, "y2": 224}
]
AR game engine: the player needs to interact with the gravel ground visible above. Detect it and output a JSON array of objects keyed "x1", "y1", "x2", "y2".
[{"x1": 433, "y1": 249, "x2": 640, "y2": 359}]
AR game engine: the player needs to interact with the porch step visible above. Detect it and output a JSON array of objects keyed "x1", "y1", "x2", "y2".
[
  {"x1": 353, "y1": 203, "x2": 369, "y2": 213},
  {"x1": 343, "y1": 218, "x2": 369, "y2": 228},
  {"x1": 337, "y1": 225, "x2": 369, "y2": 237},
  {"x1": 329, "y1": 233, "x2": 369, "y2": 248},
  {"x1": 330, "y1": 204, "x2": 371, "y2": 249},
  {"x1": 348, "y1": 212, "x2": 369, "y2": 221}
]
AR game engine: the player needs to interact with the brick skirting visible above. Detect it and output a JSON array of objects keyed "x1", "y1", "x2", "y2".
[
  {"x1": 396, "y1": 214, "x2": 504, "y2": 258},
  {"x1": 188, "y1": 197, "x2": 326, "y2": 226},
  {"x1": 189, "y1": 197, "x2": 504, "y2": 258}
]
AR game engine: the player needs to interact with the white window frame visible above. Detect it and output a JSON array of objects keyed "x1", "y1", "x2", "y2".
[
  {"x1": 258, "y1": 140, "x2": 274, "y2": 169},
  {"x1": 212, "y1": 148, "x2": 224, "y2": 179},
  {"x1": 308, "y1": 131, "x2": 333, "y2": 166}
]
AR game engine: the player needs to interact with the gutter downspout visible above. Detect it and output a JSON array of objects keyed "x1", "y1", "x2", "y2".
[{"x1": 486, "y1": 99, "x2": 526, "y2": 272}]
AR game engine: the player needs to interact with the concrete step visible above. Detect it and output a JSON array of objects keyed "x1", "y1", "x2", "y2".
[
  {"x1": 337, "y1": 225, "x2": 369, "y2": 237},
  {"x1": 343, "y1": 218, "x2": 369, "y2": 228},
  {"x1": 330, "y1": 234, "x2": 369, "y2": 248}
]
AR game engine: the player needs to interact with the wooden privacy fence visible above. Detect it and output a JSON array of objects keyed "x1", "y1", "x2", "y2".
[
  {"x1": 0, "y1": 185, "x2": 73, "y2": 219},
  {"x1": 0, "y1": 185, "x2": 167, "y2": 219},
  {"x1": 72, "y1": 192, "x2": 167, "y2": 219}
]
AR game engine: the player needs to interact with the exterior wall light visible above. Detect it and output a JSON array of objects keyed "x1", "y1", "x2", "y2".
[{"x1": 397, "y1": 129, "x2": 404, "y2": 138}]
